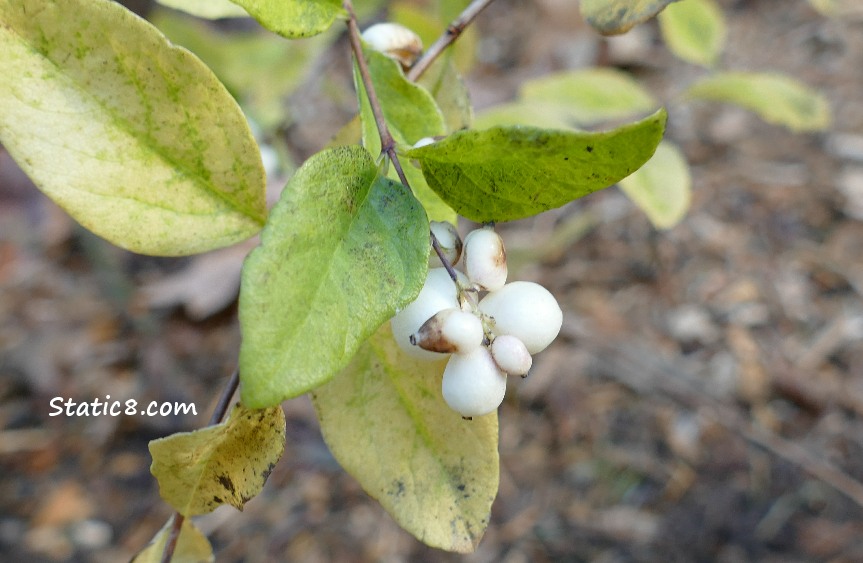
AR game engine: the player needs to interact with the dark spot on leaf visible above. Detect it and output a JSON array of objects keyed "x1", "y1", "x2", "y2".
[
  {"x1": 217, "y1": 474, "x2": 236, "y2": 494},
  {"x1": 213, "y1": 496, "x2": 223, "y2": 504},
  {"x1": 585, "y1": 145, "x2": 594, "y2": 153}
]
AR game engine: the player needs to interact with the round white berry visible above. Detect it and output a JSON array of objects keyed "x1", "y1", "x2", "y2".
[
  {"x1": 478, "y1": 281, "x2": 562, "y2": 354},
  {"x1": 463, "y1": 227, "x2": 507, "y2": 291},
  {"x1": 361, "y1": 23, "x2": 423, "y2": 67},
  {"x1": 411, "y1": 308, "x2": 484, "y2": 354},
  {"x1": 490, "y1": 335, "x2": 532, "y2": 376},
  {"x1": 441, "y1": 347, "x2": 507, "y2": 417},
  {"x1": 429, "y1": 221, "x2": 462, "y2": 268},
  {"x1": 391, "y1": 268, "x2": 460, "y2": 360}
]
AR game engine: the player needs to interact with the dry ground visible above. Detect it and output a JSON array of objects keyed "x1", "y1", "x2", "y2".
[{"x1": 2, "y1": 0, "x2": 863, "y2": 561}]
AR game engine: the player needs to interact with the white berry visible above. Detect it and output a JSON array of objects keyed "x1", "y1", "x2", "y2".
[
  {"x1": 441, "y1": 347, "x2": 507, "y2": 417},
  {"x1": 429, "y1": 221, "x2": 462, "y2": 268},
  {"x1": 463, "y1": 227, "x2": 507, "y2": 291},
  {"x1": 391, "y1": 268, "x2": 459, "y2": 360},
  {"x1": 490, "y1": 335, "x2": 532, "y2": 376},
  {"x1": 361, "y1": 23, "x2": 423, "y2": 67},
  {"x1": 411, "y1": 308, "x2": 484, "y2": 354},
  {"x1": 478, "y1": 281, "x2": 562, "y2": 354}
]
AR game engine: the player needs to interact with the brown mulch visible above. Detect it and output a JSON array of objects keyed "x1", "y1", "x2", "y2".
[{"x1": 2, "y1": 0, "x2": 863, "y2": 561}]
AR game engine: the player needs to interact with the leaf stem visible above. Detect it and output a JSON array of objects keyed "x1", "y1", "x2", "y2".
[
  {"x1": 159, "y1": 368, "x2": 240, "y2": 563},
  {"x1": 406, "y1": 0, "x2": 497, "y2": 82}
]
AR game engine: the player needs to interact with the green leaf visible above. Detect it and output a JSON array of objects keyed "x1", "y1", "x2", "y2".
[
  {"x1": 356, "y1": 48, "x2": 447, "y2": 156},
  {"x1": 131, "y1": 518, "x2": 214, "y2": 563},
  {"x1": 406, "y1": 109, "x2": 667, "y2": 223},
  {"x1": 618, "y1": 141, "x2": 691, "y2": 229},
  {"x1": 155, "y1": 0, "x2": 248, "y2": 19},
  {"x1": 685, "y1": 72, "x2": 831, "y2": 132},
  {"x1": 0, "y1": 0, "x2": 266, "y2": 256},
  {"x1": 658, "y1": 0, "x2": 726, "y2": 67},
  {"x1": 417, "y1": 57, "x2": 474, "y2": 134},
  {"x1": 311, "y1": 324, "x2": 499, "y2": 553},
  {"x1": 149, "y1": 404, "x2": 286, "y2": 516},
  {"x1": 238, "y1": 146, "x2": 429, "y2": 408},
  {"x1": 354, "y1": 48, "x2": 454, "y2": 222},
  {"x1": 580, "y1": 0, "x2": 677, "y2": 35},
  {"x1": 228, "y1": 0, "x2": 344, "y2": 39},
  {"x1": 151, "y1": 8, "x2": 327, "y2": 131},
  {"x1": 520, "y1": 68, "x2": 658, "y2": 126},
  {"x1": 474, "y1": 102, "x2": 577, "y2": 130}
]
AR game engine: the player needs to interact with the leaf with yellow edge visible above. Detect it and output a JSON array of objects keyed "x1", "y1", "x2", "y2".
[
  {"x1": 619, "y1": 141, "x2": 691, "y2": 229},
  {"x1": 0, "y1": 0, "x2": 267, "y2": 256},
  {"x1": 311, "y1": 324, "x2": 499, "y2": 553},
  {"x1": 149, "y1": 404, "x2": 285, "y2": 516},
  {"x1": 685, "y1": 72, "x2": 831, "y2": 132},
  {"x1": 131, "y1": 518, "x2": 214, "y2": 563},
  {"x1": 580, "y1": 0, "x2": 677, "y2": 35},
  {"x1": 658, "y1": 0, "x2": 726, "y2": 67}
]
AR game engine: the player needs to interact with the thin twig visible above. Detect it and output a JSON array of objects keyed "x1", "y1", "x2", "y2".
[
  {"x1": 406, "y1": 0, "x2": 497, "y2": 81},
  {"x1": 343, "y1": 0, "x2": 464, "y2": 284},
  {"x1": 159, "y1": 368, "x2": 240, "y2": 563}
]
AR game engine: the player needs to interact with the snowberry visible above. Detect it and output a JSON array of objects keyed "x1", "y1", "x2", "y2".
[
  {"x1": 490, "y1": 335, "x2": 532, "y2": 376},
  {"x1": 441, "y1": 347, "x2": 507, "y2": 417},
  {"x1": 360, "y1": 23, "x2": 423, "y2": 67},
  {"x1": 478, "y1": 281, "x2": 562, "y2": 354},
  {"x1": 429, "y1": 221, "x2": 462, "y2": 268},
  {"x1": 463, "y1": 227, "x2": 507, "y2": 291},
  {"x1": 391, "y1": 268, "x2": 460, "y2": 360},
  {"x1": 410, "y1": 308, "x2": 484, "y2": 354}
]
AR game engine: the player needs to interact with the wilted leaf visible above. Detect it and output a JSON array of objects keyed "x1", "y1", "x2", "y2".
[
  {"x1": 618, "y1": 141, "x2": 691, "y2": 229},
  {"x1": 155, "y1": 0, "x2": 248, "y2": 19},
  {"x1": 580, "y1": 0, "x2": 677, "y2": 35},
  {"x1": 149, "y1": 404, "x2": 285, "y2": 516},
  {"x1": 685, "y1": 72, "x2": 831, "y2": 132},
  {"x1": 658, "y1": 0, "x2": 726, "y2": 67},
  {"x1": 131, "y1": 518, "x2": 214, "y2": 563},
  {"x1": 407, "y1": 109, "x2": 667, "y2": 222},
  {"x1": 312, "y1": 324, "x2": 499, "y2": 553},
  {"x1": 520, "y1": 68, "x2": 658, "y2": 125},
  {"x1": 0, "y1": 0, "x2": 266, "y2": 256},
  {"x1": 229, "y1": 0, "x2": 344, "y2": 39},
  {"x1": 238, "y1": 146, "x2": 429, "y2": 408}
]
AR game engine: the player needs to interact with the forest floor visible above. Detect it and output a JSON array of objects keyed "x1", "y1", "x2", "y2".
[{"x1": 2, "y1": 0, "x2": 863, "y2": 561}]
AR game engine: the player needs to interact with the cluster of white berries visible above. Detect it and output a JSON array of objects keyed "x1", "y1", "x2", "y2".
[{"x1": 391, "y1": 223, "x2": 563, "y2": 418}]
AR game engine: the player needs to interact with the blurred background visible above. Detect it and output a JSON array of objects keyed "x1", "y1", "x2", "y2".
[{"x1": 2, "y1": 0, "x2": 863, "y2": 560}]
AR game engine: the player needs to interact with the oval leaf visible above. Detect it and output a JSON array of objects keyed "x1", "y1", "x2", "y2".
[
  {"x1": 155, "y1": 0, "x2": 248, "y2": 19},
  {"x1": 580, "y1": 0, "x2": 677, "y2": 35},
  {"x1": 354, "y1": 48, "x2": 454, "y2": 223},
  {"x1": 0, "y1": 0, "x2": 267, "y2": 256},
  {"x1": 658, "y1": 0, "x2": 726, "y2": 67},
  {"x1": 311, "y1": 324, "x2": 499, "y2": 553},
  {"x1": 131, "y1": 518, "x2": 214, "y2": 563},
  {"x1": 238, "y1": 146, "x2": 429, "y2": 408},
  {"x1": 149, "y1": 404, "x2": 286, "y2": 516},
  {"x1": 228, "y1": 0, "x2": 345, "y2": 39},
  {"x1": 356, "y1": 48, "x2": 447, "y2": 155},
  {"x1": 406, "y1": 109, "x2": 668, "y2": 223},
  {"x1": 520, "y1": 68, "x2": 658, "y2": 126},
  {"x1": 685, "y1": 72, "x2": 831, "y2": 132},
  {"x1": 618, "y1": 141, "x2": 691, "y2": 229}
]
